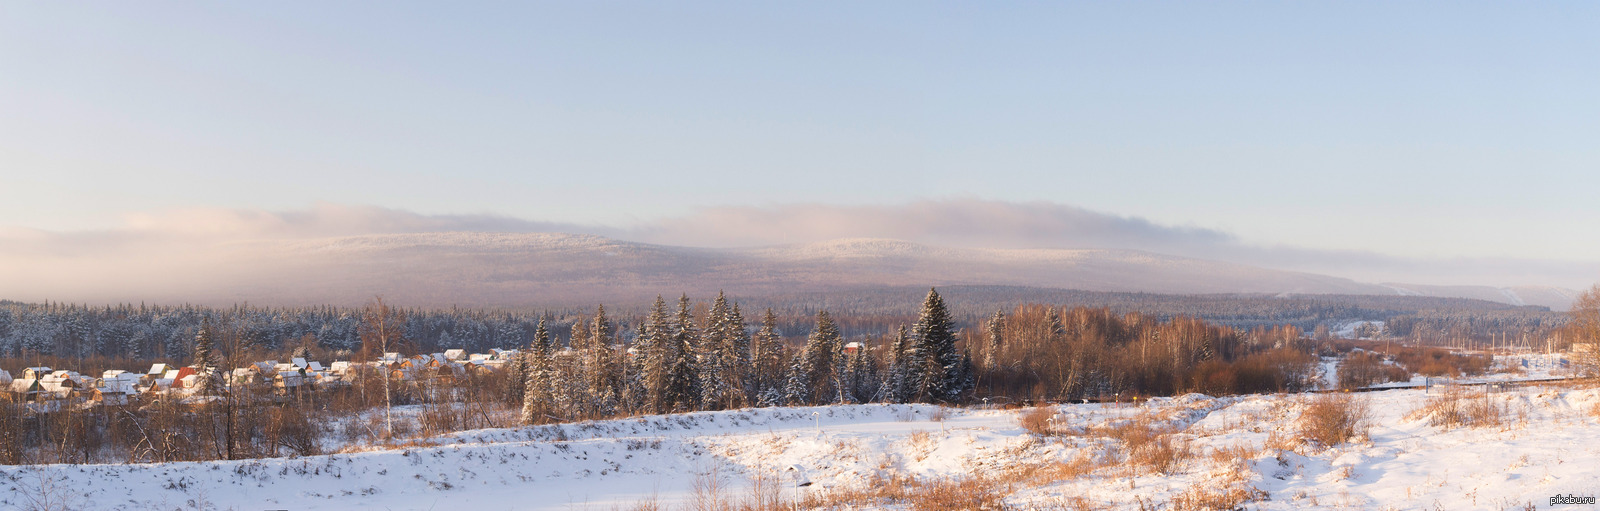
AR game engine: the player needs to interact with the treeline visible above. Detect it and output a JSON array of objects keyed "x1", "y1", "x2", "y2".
[
  {"x1": 507, "y1": 289, "x2": 1324, "y2": 426},
  {"x1": 761, "y1": 285, "x2": 1566, "y2": 337},
  {"x1": 512, "y1": 290, "x2": 974, "y2": 424},
  {"x1": 969, "y1": 306, "x2": 1319, "y2": 401},
  {"x1": 0, "y1": 288, "x2": 1342, "y2": 464}
]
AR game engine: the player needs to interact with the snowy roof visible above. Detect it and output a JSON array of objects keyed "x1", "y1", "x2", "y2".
[
  {"x1": 10, "y1": 379, "x2": 40, "y2": 393},
  {"x1": 147, "y1": 364, "x2": 168, "y2": 375},
  {"x1": 444, "y1": 349, "x2": 467, "y2": 360},
  {"x1": 329, "y1": 361, "x2": 352, "y2": 373},
  {"x1": 307, "y1": 361, "x2": 324, "y2": 371},
  {"x1": 292, "y1": 357, "x2": 308, "y2": 368}
]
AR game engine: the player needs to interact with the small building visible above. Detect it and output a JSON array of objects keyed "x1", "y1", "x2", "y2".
[
  {"x1": 9, "y1": 379, "x2": 44, "y2": 401},
  {"x1": 23, "y1": 367, "x2": 53, "y2": 380},
  {"x1": 328, "y1": 361, "x2": 352, "y2": 375},
  {"x1": 443, "y1": 349, "x2": 467, "y2": 361}
]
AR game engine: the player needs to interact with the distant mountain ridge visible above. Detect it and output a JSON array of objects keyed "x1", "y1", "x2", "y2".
[{"x1": 175, "y1": 232, "x2": 1576, "y2": 309}]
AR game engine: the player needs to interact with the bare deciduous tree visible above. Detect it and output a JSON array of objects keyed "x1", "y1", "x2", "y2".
[{"x1": 359, "y1": 297, "x2": 408, "y2": 441}]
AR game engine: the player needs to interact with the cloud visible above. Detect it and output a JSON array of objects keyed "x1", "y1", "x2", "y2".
[
  {"x1": 1, "y1": 200, "x2": 1595, "y2": 306},
  {"x1": 627, "y1": 200, "x2": 1236, "y2": 251}
]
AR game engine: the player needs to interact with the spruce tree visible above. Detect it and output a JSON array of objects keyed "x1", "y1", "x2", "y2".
[
  {"x1": 885, "y1": 325, "x2": 913, "y2": 403},
  {"x1": 665, "y1": 295, "x2": 700, "y2": 411},
  {"x1": 752, "y1": 308, "x2": 785, "y2": 404},
  {"x1": 521, "y1": 319, "x2": 557, "y2": 425},
  {"x1": 911, "y1": 288, "x2": 965, "y2": 403},
  {"x1": 797, "y1": 311, "x2": 842, "y2": 405},
  {"x1": 587, "y1": 305, "x2": 617, "y2": 417},
  {"x1": 193, "y1": 319, "x2": 217, "y2": 370},
  {"x1": 984, "y1": 311, "x2": 1005, "y2": 370},
  {"x1": 724, "y1": 303, "x2": 752, "y2": 407},
  {"x1": 638, "y1": 296, "x2": 672, "y2": 414},
  {"x1": 698, "y1": 292, "x2": 732, "y2": 409}
]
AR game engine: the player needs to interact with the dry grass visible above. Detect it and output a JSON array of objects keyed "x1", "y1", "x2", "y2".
[
  {"x1": 1407, "y1": 386, "x2": 1504, "y2": 429},
  {"x1": 1018, "y1": 406, "x2": 1057, "y2": 436},
  {"x1": 1298, "y1": 393, "x2": 1369, "y2": 449},
  {"x1": 1170, "y1": 443, "x2": 1268, "y2": 511},
  {"x1": 1170, "y1": 483, "x2": 1267, "y2": 511}
]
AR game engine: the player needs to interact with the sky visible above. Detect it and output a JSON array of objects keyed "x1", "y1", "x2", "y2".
[{"x1": 3, "y1": 2, "x2": 1599, "y2": 290}]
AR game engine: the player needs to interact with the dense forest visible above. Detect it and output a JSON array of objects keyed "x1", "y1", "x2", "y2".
[{"x1": 0, "y1": 288, "x2": 1565, "y2": 375}]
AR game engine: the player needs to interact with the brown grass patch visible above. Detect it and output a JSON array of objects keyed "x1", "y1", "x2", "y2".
[
  {"x1": 1018, "y1": 406, "x2": 1057, "y2": 436},
  {"x1": 1407, "y1": 386, "x2": 1504, "y2": 429},
  {"x1": 1298, "y1": 393, "x2": 1369, "y2": 448}
]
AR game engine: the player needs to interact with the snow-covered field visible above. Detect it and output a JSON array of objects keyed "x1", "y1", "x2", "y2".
[{"x1": 4, "y1": 385, "x2": 1600, "y2": 510}]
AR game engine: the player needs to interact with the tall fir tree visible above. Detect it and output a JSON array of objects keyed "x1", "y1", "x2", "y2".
[
  {"x1": 665, "y1": 295, "x2": 700, "y2": 412},
  {"x1": 984, "y1": 311, "x2": 1006, "y2": 370},
  {"x1": 522, "y1": 319, "x2": 557, "y2": 425},
  {"x1": 698, "y1": 292, "x2": 733, "y2": 409},
  {"x1": 638, "y1": 295, "x2": 673, "y2": 414},
  {"x1": 796, "y1": 311, "x2": 842, "y2": 405},
  {"x1": 193, "y1": 318, "x2": 218, "y2": 370},
  {"x1": 884, "y1": 325, "x2": 913, "y2": 403},
  {"x1": 752, "y1": 308, "x2": 786, "y2": 405},
  {"x1": 724, "y1": 303, "x2": 752, "y2": 407},
  {"x1": 587, "y1": 305, "x2": 618, "y2": 416},
  {"x1": 911, "y1": 288, "x2": 966, "y2": 403}
]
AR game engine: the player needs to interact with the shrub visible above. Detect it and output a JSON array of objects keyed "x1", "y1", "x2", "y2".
[
  {"x1": 1298, "y1": 393, "x2": 1369, "y2": 448},
  {"x1": 1408, "y1": 386, "x2": 1503, "y2": 429},
  {"x1": 1337, "y1": 351, "x2": 1410, "y2": 390},
  {"x1": 1018, "y1": 406, "x2": 1056, "y2": 436}
]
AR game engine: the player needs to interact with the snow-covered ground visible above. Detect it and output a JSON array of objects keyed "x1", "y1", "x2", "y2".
[{"x1": 4, "y1": 384, "x2": 1600, "y2": 510}]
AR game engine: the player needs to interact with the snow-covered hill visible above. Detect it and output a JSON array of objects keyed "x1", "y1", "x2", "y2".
[
  {"x1": 1381, "y1": 283, "x2": 1578, "y2": 310},
  {"x1": 188, "y1": 233, "x2": 1403, "y2": 307},
  {"x1": 7, "y1": 388, "x2": 1600, "y2": 510}
]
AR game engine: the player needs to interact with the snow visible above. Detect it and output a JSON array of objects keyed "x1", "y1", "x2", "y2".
[{"x1": 5, "y1": 389, "x2": 1600, "y2": 509}]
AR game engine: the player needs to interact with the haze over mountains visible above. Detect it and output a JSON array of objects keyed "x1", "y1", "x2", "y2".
[
  {"x1": 0, "y1": 202, "x2": 1586, "y2": 310},
  {"x1": 80, "y1": 232, "x2": 1564, "y2": 310}
]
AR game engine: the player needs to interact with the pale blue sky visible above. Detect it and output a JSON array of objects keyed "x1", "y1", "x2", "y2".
[{"x1": 3, "y1": 2, "x2": 1598, "y2": 261}]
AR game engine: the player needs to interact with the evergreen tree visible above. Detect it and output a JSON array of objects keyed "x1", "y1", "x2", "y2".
[
  {"x1": 984, "y1": 311, "x2": 1006, "y2": 370},
  {"x1": 1046, "y1": 307, "x2": 1066, "y2": 343},
  {"x1": 522, "y1": 319, "x2": 557, "y2": 425},
  {"x1": 587, "y1": 305, "x2": 618, "y2": 416},
  {"x1": 780, "y1": 352, "x2": 808, "y2": 406},
  {"x1": 193, "y1": 319, "x2": 218, "y2": 370},
  {"x1": 638, "y1": 296, "x2": 673, "y2": 414},
  {"x1": 884, "y1": 325, "x2": 913, "y2": 403},
  {"x1": 665, "y1": 295, "x2": 700, "y2": 412},
  {"x1": 698, "y1": 292, "x2": 749, "y2": 410},
  {"x1": 725, "y1": 303, "x2": 752, "y2": 406},
  {"x1": 505, "y1": 347, "x2": 528, "y2": 406},
  {"x1": 751, "y1": 308, "x2": 785, "y2": 403},
  {"x1": 911, "y1": 288, "x2": 965, "y2": 403},
  {"x1": 698, "y1": 293, "x2": 732, "y2": 409},
  {"x1": 795, "y1": 311, "x2": 842, "y2": 405},
  {"x1": 843, "y1": 340, "x2": 879, "y2": 403}
]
